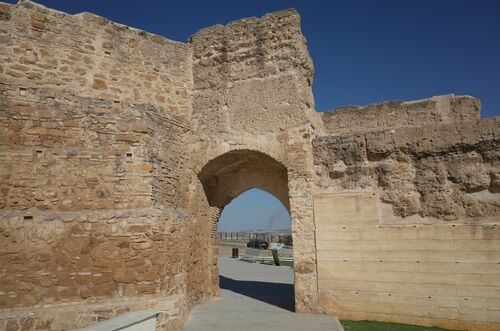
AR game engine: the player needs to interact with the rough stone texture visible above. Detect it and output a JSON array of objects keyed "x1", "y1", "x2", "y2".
[
  {"x1": 313, "y1": 118, "x2": 500, "y2": 330},
  {"x1": 187, "y1": 8, "x2": 322, "y2": 314},
  {"x1": 0, "y1": 1, "x2": 499, "y2": 331},
  {"x1": 0, "y1": 294, "x2": 184, "y2": 330},
  {"x1": 321, "y1": 94, "x2": 481, "y2": 135},
  {"x1": 0, "y1": 0, "x2": 192, "y2": 329},
  {"x1": 313, "y1": 118, "x2": 499, "y2": 220}
]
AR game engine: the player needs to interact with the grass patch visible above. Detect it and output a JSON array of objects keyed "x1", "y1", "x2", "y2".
[
  {"x1": 341, "y1": 320, "x2": 457, "y2": 331},
  {"x1": 259, "y1": 259, "x2": 294, "y2": 267}
]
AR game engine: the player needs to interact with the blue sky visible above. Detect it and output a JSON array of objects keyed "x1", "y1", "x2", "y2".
[
  {"x1": 218, "y1": 189, "x2": 290, "y2": 232},
  {"x1": 7, "y1": 0, "x2": 499, "y2": 230}
]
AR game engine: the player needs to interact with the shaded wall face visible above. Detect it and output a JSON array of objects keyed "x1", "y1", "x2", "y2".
[
  {"x1": 312, "y1": 118, "x2": 500, "y2": 330},
  {"x1": 198, "y1": 150, "x2": 290, "y2": 210},
  {"x1": 0, "y1": 1, "x2": 193, "y2": 329}
]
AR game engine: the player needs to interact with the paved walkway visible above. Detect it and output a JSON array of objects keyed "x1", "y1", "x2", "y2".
[{"x1": 181, "y1": 257, "x2": 342, "y2": 331}]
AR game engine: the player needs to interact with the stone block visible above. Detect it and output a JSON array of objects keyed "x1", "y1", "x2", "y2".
[{"x1": 112, "y1": 268, "x2": 136, "y2": 283}]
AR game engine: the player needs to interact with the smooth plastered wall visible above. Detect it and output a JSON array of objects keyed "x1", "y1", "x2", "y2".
[{"x1": 314, "y1": 193, "x2": 500, "y2": 330}]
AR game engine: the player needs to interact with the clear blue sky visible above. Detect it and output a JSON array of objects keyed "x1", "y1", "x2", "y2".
[
  {"x1": 218, "y1": 189, "x2": 290, "y2": 232},
  {"x1": 7, "y1": 0, "x2": 499, "y2": 230}
]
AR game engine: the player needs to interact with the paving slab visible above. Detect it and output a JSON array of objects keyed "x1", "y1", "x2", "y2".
[{"x1": 181, "y1": 257, "x2": 342, "y2": 331}]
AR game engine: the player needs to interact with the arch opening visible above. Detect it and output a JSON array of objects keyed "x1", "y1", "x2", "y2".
[
  {"x1": 218, "y1": 188, "x2": 291, "y2": 233},
  {"x1": 197, "y1": 150, "x2": 295, "y2": 311},
  {"x1": 198, "y1": 149, "x2": 290, "y2": 212}
]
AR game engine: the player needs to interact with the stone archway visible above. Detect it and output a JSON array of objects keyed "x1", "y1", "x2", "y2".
[
  {"x1": 186, "y1": 143, "x2": 320, "y2": 314},
  {"x1": 197, "y1": 149, "x2": 290, "y2": 287},
  {"x1": 198, "y1": 149, "x2": 289, "y2": 213}
]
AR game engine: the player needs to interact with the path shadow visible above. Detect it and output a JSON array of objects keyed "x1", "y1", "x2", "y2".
[{"x1": 219, "y1": 275, "x2": 295, "y2": 311}]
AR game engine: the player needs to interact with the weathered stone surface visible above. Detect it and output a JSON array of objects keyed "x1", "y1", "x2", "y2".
[
  {"x1": 92, "y1": 78, "x2": 108, "y2": 90},
  {"x1": 112, "y1": 268, "x2": 136, "y2": 283},
  {"x1": 0, "y1": 1, "x2": 498, "y2": 331},
  {"x1": 313, "y1": 119, "x2": 499, "y2": 220},
  {"x1": 321, "y1": 94, "x2": 481, "y2": 135}
]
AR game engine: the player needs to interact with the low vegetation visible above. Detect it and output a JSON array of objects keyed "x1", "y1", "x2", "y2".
[{"x1": 341, "y1": 320, "x2": 458, "y2": 331}]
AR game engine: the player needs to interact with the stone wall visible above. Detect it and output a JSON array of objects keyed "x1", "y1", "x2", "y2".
[
  {"x1": 320, "y1": 94, "x2": 480, "y2": 135},
  {"x1": 313, "y1": 118, "x2": 500, "y2": 330},
  {"x1": 188, "y1": 9, "x2": 322, "y2": 313},
  {"x1": 0, "y1": 1, "x2": 499, "y2": 330},
  {"x1": 0, "y1": 93, "x2": 189, "y2": 212},
  {"x1": 189, "y1": 8, "x2": 319, "y2": 136},
  {"x1": 314, "y1": 118, "x2": 499, "y2": 219},
  {"x1": 0, "y1": 209, "x2": 187, "y2": 330},
  {"x1": 0, "y1": 0, "x2": 191, "y2": 110},
  {"x1": 0, "y1": 0, "x2": 193, "y2": 329},
  {"x1": 0, "y1": 0, "x2": 192, "y2": 211}
]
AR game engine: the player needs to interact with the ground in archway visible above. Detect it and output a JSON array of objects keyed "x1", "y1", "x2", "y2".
[{"x1": 181, "y1": 257, "x2": 342, "y2": 331}]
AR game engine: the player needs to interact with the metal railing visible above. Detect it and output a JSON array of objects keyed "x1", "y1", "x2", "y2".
[{"x1": 217, "y1": 232, "x2": 292, "y2": 246}]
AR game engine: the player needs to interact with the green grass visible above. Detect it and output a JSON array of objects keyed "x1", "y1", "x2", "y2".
[
  {"x1": 259, "y1": 259, "x2": 294, "y2": 267},
  {"x1": 341, "y1": 320, "x2": 457, "y2": 331}
]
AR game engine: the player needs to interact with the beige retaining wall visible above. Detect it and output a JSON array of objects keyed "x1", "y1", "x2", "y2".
[{"x1": 314, "y1": 193, "x2": 500, "y2": 331}]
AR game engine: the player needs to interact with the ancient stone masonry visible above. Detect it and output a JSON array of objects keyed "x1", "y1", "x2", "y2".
[
  {"x1": 1, "y1": 0, "x2": 192, "y2": 329},
  {"x1": 0, "y1": 1, "x2": 499, "y2": 330},
  {"x1": 320, "y1": 94, "x2": 481, "y2": 135},
  {"x1": 314, "y1": 106, "x2": 499, "y2": 220},
  {"x1": 187, "y1": 8, "x2": 322, "y2": 314},
  {"x1": 313, "y1": 111, "x2": 500, "y2": 331}
]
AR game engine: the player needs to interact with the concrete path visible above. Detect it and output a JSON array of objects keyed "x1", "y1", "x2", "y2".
[{"x1": 181, "y1": 257, "x2": 342, "y2": 331}]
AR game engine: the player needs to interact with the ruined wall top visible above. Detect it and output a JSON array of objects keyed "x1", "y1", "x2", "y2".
[
  {"x1": 188, "y1": 8, "x2": 320, "y2": 137},
  {"x1": 320, "y1": 94, "x2": 481, "y2": 135},
  {"x1": 4, "y1": 0, "x2": 486, "y2": 140},
  {"x1": 189, "y1": 8, "x2": 313, "y2": 89}
]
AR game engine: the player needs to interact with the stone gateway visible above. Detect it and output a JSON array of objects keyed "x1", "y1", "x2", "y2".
[{"x1": 0, "y1": 1, "x2": 499, "y2": 330}]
